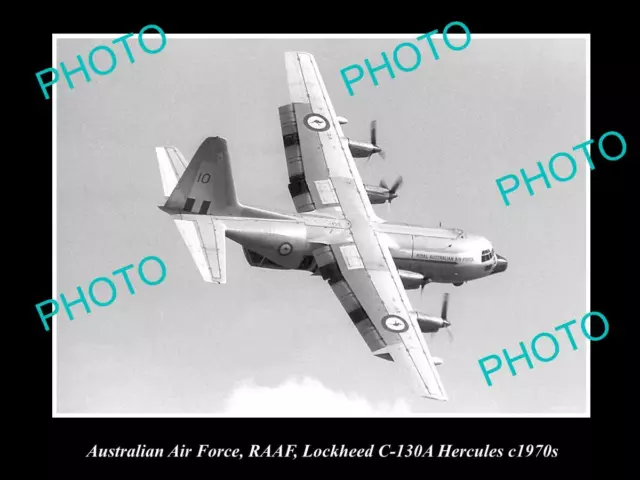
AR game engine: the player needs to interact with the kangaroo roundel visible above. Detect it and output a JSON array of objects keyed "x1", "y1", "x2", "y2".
[
  {"x1": 303, "y1": 113, "x2": 330, "y2": 132},
  {"x1": 278, "y1": 242, "x2": 293, "y2": 256},
  {"x1": 382, "y1": 315, "x2": 409, "y2": 333}
]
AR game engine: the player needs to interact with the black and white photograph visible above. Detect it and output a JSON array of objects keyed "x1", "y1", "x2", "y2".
[{"x1": 53, "y1": 34, "x2": 589, "y2": 417}]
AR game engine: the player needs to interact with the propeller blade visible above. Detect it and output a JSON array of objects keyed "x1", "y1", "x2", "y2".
[
  {"x1": 389, "y1": 176, "x2": 404, "y2": 194},
  {"x1": 379, "y1": 179, "x2": 389, "y2": 190},
  {"x1": 420, "y1": 277, "x2": 430, "y2": 297},
  {"x1": 379, "y1": 149, "x2": 386, "y2": 160},
  {"x1": 446, "y1": 327, "x2": 454, "y2": 343},
  {"x1": 441, "y1": 292, "x2": 450, "y2": 320},
  {"x1": 370, "y1": 120, "x2": 377, "y2": 146}
]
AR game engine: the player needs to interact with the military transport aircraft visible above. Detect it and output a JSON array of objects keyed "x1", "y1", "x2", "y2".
[{"x1": 154, "y1": 52, "x2": 508, "y2": 401}]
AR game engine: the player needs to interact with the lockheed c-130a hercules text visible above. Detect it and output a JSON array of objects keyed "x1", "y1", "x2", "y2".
[{"x1": 154, "y1": 52, "x2": 508, "y2": 401}]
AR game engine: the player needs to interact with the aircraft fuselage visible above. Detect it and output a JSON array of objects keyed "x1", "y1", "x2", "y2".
[{"x1": 218, "y1": 213, "x2": 508, "y2": 287}]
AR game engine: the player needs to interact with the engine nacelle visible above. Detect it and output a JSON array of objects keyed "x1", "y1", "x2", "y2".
[
  {"x1": 365, "y1": 186, "x2": 389, "y2": 205},
  {"x1": 337, "y1": 116, "x2": 349, "y2": 125},
  {"x1": 415, "y1": 312, "x2": 448, "y2": 333},
  {"x1": 348, "y1": 139, "x2": 381, "y2": 158},
  {"x1": 398, "y1": 270, "x2": 426, "y2": 290}
]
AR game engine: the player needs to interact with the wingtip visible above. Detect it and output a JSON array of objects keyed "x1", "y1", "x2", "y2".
[
  {"x1": 285, "y1": 51, "x2": 314, "y2": 59},
  {"x1": 424, "y1": 394, "x2": 448, "y2": 402}
]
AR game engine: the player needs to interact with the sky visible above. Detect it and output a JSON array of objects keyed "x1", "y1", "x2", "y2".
[{"x1": 55, "y1": 36, "x2": 587, "y2": 415}]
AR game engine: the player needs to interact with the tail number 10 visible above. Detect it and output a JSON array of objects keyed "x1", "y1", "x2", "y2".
[{"x1": 197, "y1": 173, "x2": 211, "y2": 184}]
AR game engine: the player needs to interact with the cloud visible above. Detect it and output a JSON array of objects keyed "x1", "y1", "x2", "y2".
[{"x1": 219, "y1": 376, "x2": 413, "y2": 417}]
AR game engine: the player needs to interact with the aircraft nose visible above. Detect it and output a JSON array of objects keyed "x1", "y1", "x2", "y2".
[{"x1": 492, "y1": 254, "x2": 508, "y2": 274}]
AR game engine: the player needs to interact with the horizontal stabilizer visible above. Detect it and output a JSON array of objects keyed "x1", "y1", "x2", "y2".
[
  {"x1": 156, "y1": 146, "x2": 189, "y2": 197},
  {"x1": 173, "y1": 217, "x2": 227, "y2": 284}
]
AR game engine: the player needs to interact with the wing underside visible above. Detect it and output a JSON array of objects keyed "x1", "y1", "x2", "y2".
[
  {"x1": 313, "y1": 236, "x2": 448, "y2": 401},
  {"x1": 279, "y1": 52, "x2": 378, "y2": 220},
  {"x1": 283, "y1": 51, "x2": 447, "y2": 400}
]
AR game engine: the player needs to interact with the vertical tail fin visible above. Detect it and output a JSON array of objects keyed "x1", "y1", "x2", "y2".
[
  {"x1": 155, "y1": 137, "x2": 297, "y2": 220},
  {"x1": 154, "y1": 137, "x2": 298, "y2": 285},
  {"x1": 157, "y1": 136, "x2": 240, "y2": 216},
  {"x1": 154, "y1": 137, "x2": 233, "y2": 284}
]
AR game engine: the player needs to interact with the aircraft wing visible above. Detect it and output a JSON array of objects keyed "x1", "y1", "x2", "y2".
[
  {"x1": 280, "y1": 52, "x2": 380, "y2": 219},
  {"x1": 284, "y1": 51, "x2": 447, "y2": 400},
  {"x1": 314, "y1": 234, "x2": 448, "y2": 401}
]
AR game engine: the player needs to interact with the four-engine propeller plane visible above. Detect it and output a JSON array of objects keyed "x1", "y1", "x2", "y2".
[{"x1": 154, "y1": 52, "x2": 508, "y2": 401}]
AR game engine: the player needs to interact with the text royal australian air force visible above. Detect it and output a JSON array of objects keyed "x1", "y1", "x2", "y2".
[{"x1": 416, "y1": 252, "x2": 474, "y2": 263}]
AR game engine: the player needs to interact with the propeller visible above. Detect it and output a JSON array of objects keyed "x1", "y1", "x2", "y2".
[
  {"x1": 425, "y1": 292, "x2": 453, "y2": 343},
  {"x1": 419, "y1": 276, "x2": 431, "y2": 298},
  {"x1": 441, "y1": 293, "x2": 454, "y2": 342},
  {"x1": 368, "y1": 120, "x2": 386, "y2": 161},
  {"x1": 379, "y1": 176, "x2": 404, "y2": 204},
  {"x1": 441, "y1": 292, "x2": 449, "y2": 319}
]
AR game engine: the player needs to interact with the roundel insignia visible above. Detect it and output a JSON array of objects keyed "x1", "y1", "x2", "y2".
[
  {"x1": 303, "y1": 113, "x2": 330, "y2": 132},
  {"x1": 278, "y1": 242, "x2": 293, "y2": 256},
  {"x1": 381, "y1": 315, "x2": 409, "y2": 333}
]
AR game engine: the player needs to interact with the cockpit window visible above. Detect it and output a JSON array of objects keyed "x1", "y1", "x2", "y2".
[{"x1": 481, "y1": 249, "x2": 492, "y2": 262}]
